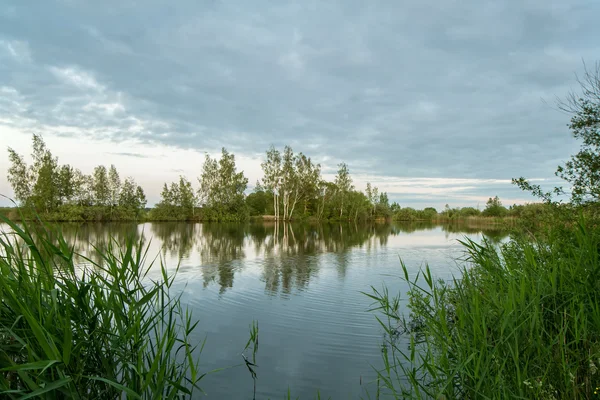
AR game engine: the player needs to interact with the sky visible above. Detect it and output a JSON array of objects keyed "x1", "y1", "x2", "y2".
[{"x1": 0, "y1": 0, "x2": 598, "y2": 209}]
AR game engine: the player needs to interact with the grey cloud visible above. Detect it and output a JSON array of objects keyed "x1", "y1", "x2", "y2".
[{"x1": 0, "y1": 0, "x2": 598, "y2": 205}]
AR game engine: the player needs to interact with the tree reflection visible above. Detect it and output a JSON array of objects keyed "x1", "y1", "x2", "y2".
[
  {"x1": 52, "y1": 222, "x2": 145, "y2": 268},
  {"x1": 7, "y1": 220, "x2": 511, "y2": 295}
]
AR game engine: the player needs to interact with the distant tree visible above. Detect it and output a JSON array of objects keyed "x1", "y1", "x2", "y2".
[
  {"x1": 459, "y1": 207, "x2": 481, "y2": 217},
  {"x1": 57, "y1": 165, "x2": 77, "y2": 204},
  {"x1": 136, "y1": 185, "x2": 147, "y2": 210},
  {"x1": 198, "y1": 148, "x2": 248, "y2": 219},
  {"x1": 108, "y1": 165, "x2": 121, "y2": 207},
  {"x1": 119, "y1": 177, "x2": 146, "y2": 218},
  {"x1": 316, "y1": 180, "x2": 336, "y2": 220},
  {"x1": 7, "y1": 147, "x2": 31, "y2": 205},
  {"x1": 291, "y1": 152, "x2": 321, "y2": 218},
  {"x1": 246, "y1": 190, "x2": 268, "y2": 216},
  {"x1": 29, "y1": 135, "x2": 59, "y2": 213},
  {"x1": 347, "y1": 190, "x2": 371, "y2": 220},
  {"x1": 365, "y1": 182, "x2": 381, "y2": 218},
  {"x1": 280, "y1": 146, "x2": 296, "y2": 220},
  {"x1": 261, "y1": 146, "x2": 282, "y2": 220},
  {"x1": 177, "y1": 176, "x2": 197, "y2": 218},
  {"x1": 92, "y1": 165, "x2": 110, "y2": 206},
  {"x1": 379, "y1": 192, "x2": 389, "y2": 208},
  {"x1": 334, "y1": 163, "x2": 353, "y2": 218},
  {"x1": 482, "y1": 196, "x2": 508, "y2": 217}
]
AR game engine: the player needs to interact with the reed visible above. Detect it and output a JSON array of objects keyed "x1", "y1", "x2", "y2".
[
  {"x1": 367, "y1": 218, "x2": 600, "y2": 399},
  {"x1": 0, "y1": 216, "x2": 207, "y2": 399}
]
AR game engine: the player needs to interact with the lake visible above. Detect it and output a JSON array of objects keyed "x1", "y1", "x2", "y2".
[{"x1": 1, "y1": 221, "x2": 509, "y2": 399}]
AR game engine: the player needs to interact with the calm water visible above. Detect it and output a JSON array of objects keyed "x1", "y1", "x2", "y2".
[{"x1": 2, "y1": 221, "x2": 509, "y2": 399}]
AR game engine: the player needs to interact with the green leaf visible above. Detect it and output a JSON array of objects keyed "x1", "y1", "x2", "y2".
[
  {"x1": 19, "y1": 378, "x2": 72, "y2": 399},
  {"x1": 0, "y1": 360, "x2": 60, "y2": 372}
]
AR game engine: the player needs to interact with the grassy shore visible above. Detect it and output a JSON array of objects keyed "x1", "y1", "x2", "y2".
[{"x1": 367, "y1": 217, "x2": 600, "y2": 399}]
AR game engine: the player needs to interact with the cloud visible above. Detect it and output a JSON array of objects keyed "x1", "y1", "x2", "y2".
[
  {"x1": 0, "y1": 38, "x2": 31, "y2": 62},
  {"x1": 0, "y1": 0, "x2": 598, "y2": 207},
  {"x1": 49, "y1": 66, "x2": 105, "y2": 91}
]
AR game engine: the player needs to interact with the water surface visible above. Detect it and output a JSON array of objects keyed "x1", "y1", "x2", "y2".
[{"x1": 2, "y1": 221, "x2": 509, "y2": 399}]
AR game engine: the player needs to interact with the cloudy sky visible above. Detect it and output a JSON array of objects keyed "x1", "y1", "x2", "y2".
[{"x1": 0, "y1": 0, "x2": 598, "y2": 209}]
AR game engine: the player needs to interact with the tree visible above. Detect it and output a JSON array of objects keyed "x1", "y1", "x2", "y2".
[
  {"x1": 334, "y1": 163, "x2": 353, "y2": 218},
  {"x1": 482, "y1": 196, "x2": 507, "y2": 217},
  {"x1": 514, "y1": 62, "x2": 600, "y2": 203},
  {"x1": 280, "y1": 146, "x2": 296, "y2": 220},
  {"x1": 294, "y1": 153, "x2": 321, "y2": 217},
  {"x1": 379, "y1": 192, "x2": 389, "y2": 208},
  {"x1": 178, "y1": 176, "x2": 197, "y2": 218},
  {"x1": 198, "y1": 148, "x2": 248, "y2": 219},
  {"x1": 7, "y1": 148, "x2": 31, "y2": 205},
  {"x1": 246, "y1": 189, "x2": 268, "y2": 216},
  {"x1": 108, "y1": 165, "x2": 121, "y2": 207},
  {"x1": 29, "y1": 135, "x2": 59, "y2": 213},
  {"x1": 119, "y1": 177, "x2": 146, "y2": 219},
  {"x1": 57, "y1": 165, "x2": 77, "y2": 204},
  {"x1": 92, "y1": 165, "x2": 110, "y2": 206},
  {"x1": 316, "y1": 180, "x2": 336, "y2": 220},
  {"x1": 261, "y1": 146, "x2": 282, "y2": 220},
  {"x1": 136, "y1": 185, "x2": 147, "y2": 210}
]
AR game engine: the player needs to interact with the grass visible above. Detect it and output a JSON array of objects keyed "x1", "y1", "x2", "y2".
[
  {"x1": 0, "y1": 216, "x2": 208, "y2": 398},
  {"x1": 366, "y1": 218, "x2": 600, "y2": 399}
]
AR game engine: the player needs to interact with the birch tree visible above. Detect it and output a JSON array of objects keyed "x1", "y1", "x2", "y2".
[
  {"x1": 261, "y1": 146, "x2": 282, "y2": 220},
  {"x1": 335, "y1": 163, "x2": 353, "y2": 218},
  {"x1": 108, "y1": 165, "x2": 121, "y2": 207}
]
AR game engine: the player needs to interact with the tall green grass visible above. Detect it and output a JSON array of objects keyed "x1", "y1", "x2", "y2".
[
  {"x1": 0, "y1": 217, "x2": 207, "y2": 398},
  {"x1": 367, "y1": 219, "x2": 600, "y2": 399}
]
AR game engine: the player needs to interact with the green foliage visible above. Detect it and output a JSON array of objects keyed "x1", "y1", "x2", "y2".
[
  {"x1": 367, "y1": 219, "x2": 600, "y2": 399},
  {"x1": 260, "y1": 146, "x2": 322, "y2": 220},
  {"x1": 394, "y1": 207, "x2": 438, "y2": 221},
  {"x1": 108, "y1": 165, "x2": 121, "y2": 208},
  {"x1": 0, "y1": 216, "x2": 206, "y2": 398},
  {"x1": 198, "y1": 148, "x2": 249, "y2": 221},
  {"x1": 5, "y1": 135, "x2": 146, "y2": 221},
  {"x1": 246, "y1": 190, "x2": 269, "y2": 216},
  {"x1": 150, "y1": 177, "x2": 198, "y2": 221},
  {"x1": 482, "y1": 195, "x2": 508, "y2": 217},
  {"x1": 334, "y1": 163, "x2": 353, "y2": 219},
  {"x1": 457, "y1": 206, "x2": 480, "y2": 217},
  {"x1": 7, "y1": 148, "x2": 31, "y2": 204},
  {"x1": 92, "y1": 165, "x2": 110, "y2": 207},
  {"x1": 261, "y1": 146, "x2": 283, "y2": 220}
]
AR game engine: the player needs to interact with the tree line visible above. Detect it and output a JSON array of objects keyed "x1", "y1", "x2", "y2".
[
  {"x1": 150, "y1": 145, "x2": 392, "y2": 221},
  {"x1": 6, "y1": 135, "x2": 527, "y2": 223},
  {"x1": 6, "y1": 135, "x2": 147, "y2": 221}
]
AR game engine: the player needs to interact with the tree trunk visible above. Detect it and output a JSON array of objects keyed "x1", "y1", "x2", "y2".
[{"x1": 289, "y1": 188, "x2": 299, "y2": 220}]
